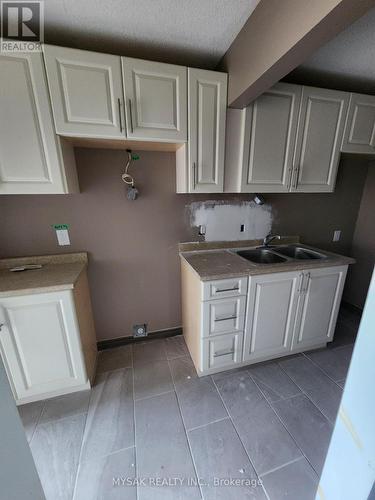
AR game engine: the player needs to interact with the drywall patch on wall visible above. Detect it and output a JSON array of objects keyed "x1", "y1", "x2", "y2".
[{"x1": 188, "y1": 200, "x2": 273, "y2": 241}]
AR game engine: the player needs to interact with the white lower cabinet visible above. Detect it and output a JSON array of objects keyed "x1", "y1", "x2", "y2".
[
  {"x1": 244, "y1": 265, "x2": 348, "y2": 363},
  {"x1": 292, "y1": 266, "x2": 347, "y2": 350},
  {"x1": 243, "y1": 271, "x2": 300, "y2": 361},
  {"x1": 0, "y1": 286, "x2": 97, "y2": 404},
  {"x1": 181, "y1": 259, "x2": 348, "y2": 376},
  {"x1": 202, "y1": 332, "x2": 243, "y2": 371}
]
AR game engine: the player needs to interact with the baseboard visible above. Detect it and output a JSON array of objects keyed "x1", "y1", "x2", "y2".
[
  {"x1": 97, "y1": 327, "x2": 183, "y2": 351},
  {"x1": 341, "y1": 300, "x2": 363, "y2": 316}
]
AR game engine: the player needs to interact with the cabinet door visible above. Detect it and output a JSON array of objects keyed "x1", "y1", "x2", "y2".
[
  {"x1": 292, "y1": 266, "x2": 347, "y2": 351},
  {"x1": 243, "y1": 271, "x2": 301, "y2": 361},
  {"x1": 0, "y1": 291, "x2": 87, "y2": 402},
  {"x1": 0, "y1": 52, "x2": 72, "y2": 194},
  {"x1": 292, "y1": 87, "x2": 349, "y2": 192},
  {"x1": 188, "y1": 68, "x2": 227, "y2": 193},
  {"x1": 122, "y1": 58, "x2": 187, "y2": 142},
  {"x1": 341, "y1": 93, "x2": 375, "y2": 154},
  {"x1": 241, "y1": 83, "x2": 302, "y2": 193},
  {"x1": 43, "y1": 45, "x2": 125, "y2": 139}
]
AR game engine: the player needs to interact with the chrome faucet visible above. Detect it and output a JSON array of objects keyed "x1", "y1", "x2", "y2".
[{"x1": 263, "y1": 233, "x2": 281, "y2": 247}]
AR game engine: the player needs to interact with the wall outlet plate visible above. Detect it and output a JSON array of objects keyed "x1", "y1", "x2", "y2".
[
  {"x1": 333, "y1": 230, "x2": 341, "y2": 242},
  {"x1": 133, "y1": 324, "x2": 148, "y2": 337}
]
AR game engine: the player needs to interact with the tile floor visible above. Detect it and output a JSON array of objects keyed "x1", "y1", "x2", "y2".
[{"x1": 18, "y1": 305, "x2": 360, "y2": 500}]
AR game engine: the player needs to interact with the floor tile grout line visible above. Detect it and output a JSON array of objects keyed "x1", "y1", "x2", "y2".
[
  {"x1": 186, "y1": 416, "x2": 230, "y2": 433},
  {"x1": 35, "y1": 409, "x2": 90, "y2": 428},
  {"x1": 248, "y1": 370, "x2": 301, "y2": 401},
  {"x1": 276, "y1": 359, "x2": 336, "y2": 431},
  {"x1": 167, "y1": 357, "x2": 204, "y2": 500},
  {"x1": 210, "y1": 374, "x2": 271, "y2": 500},
  {"x1": 260, "y1": 456, "x2": 306, "y2": 479},
  {"x1": 259, "y1": 455, "x2": 308, "y2": 478},
  {"x1": 247, "y1": 369, "x2": 320, "y2": 480},
  {"x1": 301, "y1": 352, "x2": 347, "y2": 390},
  {"x1": 134, "y1": 389, "x2": 175, "y2": 402},
  {"x1": 28, "y1": 400, "x2": 46, "y2": 445},
  {"x1": 71, "y1": 391, "x2": 93, "y2": 500}
]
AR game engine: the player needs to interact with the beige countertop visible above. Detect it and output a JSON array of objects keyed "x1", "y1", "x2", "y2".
[
  {"x1": 180, "y1": 241, "x2": 355, "y2": 281},
  {"x1": 0, "y1": 253, "x2": 88, "y2": 297}
]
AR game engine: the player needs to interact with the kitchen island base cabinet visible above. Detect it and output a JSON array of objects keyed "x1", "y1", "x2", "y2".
[
  {"x1": 181, "y1": 258, "x2": 348, "y2": 377},
  {"x1": 0, "y1": 273, "x2": 97, "y2": 405}
]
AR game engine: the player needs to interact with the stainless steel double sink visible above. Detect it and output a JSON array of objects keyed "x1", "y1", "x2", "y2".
[{"x1": 235, "y1": 245, "x2": 327, "y2": 265}]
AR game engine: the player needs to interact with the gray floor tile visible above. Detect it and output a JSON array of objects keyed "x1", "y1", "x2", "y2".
[
  {"x1": 261, "y1": 458, "x2": 318, "y2": 500},
  {"x1": 40, "y1": 390, "x2": 91, "y2": 424},
  {"x1": 176, "y1": 377, "x2": 227, "y2": 430},
  {"x1": 188, "y1": 419, "x2": 266, "y2": 500},
  {"x1": 169, "y1": 355, "x2": 198, "y2": 387},
  {"x1": 96, "y1": 345, "x2": 132, "y2": 374},
  {"x1": 80, "y1": 368, "x2": 134, "y2": 462},
  {"x1": 135, "y1": 391, "x2": 200, "y2": 500},
  {"x1": 134, "y1": 359, "x2": 173, "y2": 400},
  {"x1": 18, "y1": 400, "x2": 44, "y2": 442},
  {"x1": 133, "y1": 339, "x2": 167, "y2": 365},
  {"x1": 215, "y1": 372, "x2": 302, "y2": 475},
  {"x1": 74, "y1": 447, "x2": 136, "y2": 500},
  {"x1": 279, "y1": 356, "x2": 343, "y2": 423},
  {"x1": 31, "y1": 414, "x2": 86, "y2": 500},
  {"x1": 248, "y1": 362, "x2": 301, "y2": 403},
  {"x1": 165, "y1": 335, "x2": 189, "y2": 359},
  {"x1": 272, "y1": 395, "x2": 333, "y2": 475},
  {"x1": 305, "y1": 345, "x2": 353, "y2": 382}
]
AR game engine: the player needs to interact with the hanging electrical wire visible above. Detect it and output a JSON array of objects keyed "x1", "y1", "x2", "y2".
[{"x1": 122, "y1": 149, "x2": 140, "y2": 200}]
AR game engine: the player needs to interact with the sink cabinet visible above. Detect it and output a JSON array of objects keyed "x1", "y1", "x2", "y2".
[
  {"x1": 0, "y1": 272, "x2": 97, "y2": 404},
  {"x1": 181, "y1": 259, "x2": 348, "y2": 376}
]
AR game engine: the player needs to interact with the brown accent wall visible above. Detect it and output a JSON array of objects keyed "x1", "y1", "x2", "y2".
[
  {"x1": 344, "y1": 164, "x2": 375, "y2": 308},
  {"x1": 0, "y1": 150, "x2": 368, "y2": 340}
]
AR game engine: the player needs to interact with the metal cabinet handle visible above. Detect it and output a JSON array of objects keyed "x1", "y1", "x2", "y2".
[
  {"x1": 216, "y1": 287, "x2": 239, "y2": 293},
  {"x1": 293, "y1": 165, "x2": 300, "y2": 189},
  {"x1": 297, "y1": 273, "x2": 304, "y2": 293},
  {"x1": 192, "y1": 162, "x2": 197, "y2": 187},
  {"x1": 128, "y1": 99, "x2": 134, "y2": 133},
  {"x1": 117, "y1": 98, "x2": 123, "y2": 133},
  {"x1": 214, "y1": 315, "x2": 237, "y2": 323},
  {"x1": 214, "y1": 349, "x2": 235, "y2": 358},
  {"x1": 303, "y1": 272, "x2": 311, "y2": 294}
]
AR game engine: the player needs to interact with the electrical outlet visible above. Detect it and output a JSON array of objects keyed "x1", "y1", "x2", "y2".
[
  {"x1": 198, "y1": 225, "x2": 206, "y2": 236},
  {"x1": 333, "y1": 230, "x2": 341, "y2": 242},
  {"x1": 133, "y1": 324, "x2": 147, "y2": 337},
  {"x1": 240, "y1": 224, "x2": 245, "y2": 232}
]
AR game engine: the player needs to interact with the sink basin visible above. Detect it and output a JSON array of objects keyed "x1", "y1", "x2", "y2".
[
  {"x1": 236, "y1": 248, "x2": 288, "y2": 264},
  {"x1": 274, "y1": 245, "x2": 326, "y2": 260}
]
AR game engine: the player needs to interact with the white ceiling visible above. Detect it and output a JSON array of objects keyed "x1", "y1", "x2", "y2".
[
  {"x1": 43, "y1": 0, "x2": 260, "y2": 68},
  {"x1": 286, "y1": 6, "x2": 375, "y2": 94}
]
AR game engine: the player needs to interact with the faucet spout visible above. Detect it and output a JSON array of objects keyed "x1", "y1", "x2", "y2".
[{"x1": 263, "y1": 234, "x2": 281, "y2": 247}]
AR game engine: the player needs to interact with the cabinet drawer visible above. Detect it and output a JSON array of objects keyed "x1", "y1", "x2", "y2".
[
  {"x1": 202, "y1": 277, "x2": 248, "y2": 300},
  {"x1": 202, "y1": 296, "x2": 246, "y2": 337},
  {"x1": 202, "y1": 332, "x2": 243, "y2": 371}
]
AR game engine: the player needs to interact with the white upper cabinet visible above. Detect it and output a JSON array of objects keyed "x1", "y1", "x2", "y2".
[
  {"x1": 225, "y1": 83, "x2": 349, "y2": 194},
  {"x1": 292, "y1": 86, "x2": 349, "y2": 192},
  {"x1": 341, "y1": 93, "x2": 375, "y2": 154},
  {"x1": 187, "y1": 68, "x2": 227, "y2": 193},
  {"x1": 176, "y1": 68, "x2": 227, "y2": 193},
  {"x1": 43, "y1": 45, "x2": 125, "y2": 139},
  {"x1": 226, "y1": 83, "x2": 301, "y2": 193},
  {"x1": 0, "y1": 52, "x2": 78, "y2": 194},
  {"x1": 122, "y1": 58, "x2": 187, "y2": 142}
]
